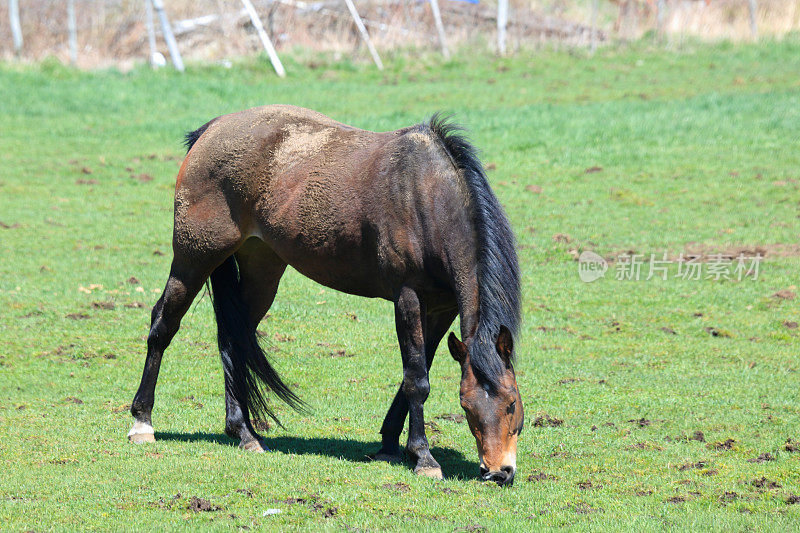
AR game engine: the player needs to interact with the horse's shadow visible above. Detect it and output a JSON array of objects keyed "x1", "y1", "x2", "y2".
[{"x1": 155, "y1": 431, "x2": 476, "y2": 480}]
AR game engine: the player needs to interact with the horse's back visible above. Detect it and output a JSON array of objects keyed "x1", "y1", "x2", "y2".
[{"x1": 174, "y1": 106, "x2": 465, "y2": 298}]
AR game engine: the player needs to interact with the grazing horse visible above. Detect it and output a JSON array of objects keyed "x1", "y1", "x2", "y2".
[{"x1": 128, "y1": 106, "x2": 523, "y2": 485}]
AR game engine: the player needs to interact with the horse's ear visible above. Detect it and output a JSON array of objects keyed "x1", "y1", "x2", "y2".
[
  {"x1": 448, "y1": 332, "x2": 467, "y2": 364},
  {"x1": 496, "y1": 325, "x2": 513, "y2": 367}
]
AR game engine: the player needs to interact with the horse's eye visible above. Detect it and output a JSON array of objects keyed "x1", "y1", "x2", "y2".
[{"x1": 506, "y1": 400, "x2": 516, "y2": 415}]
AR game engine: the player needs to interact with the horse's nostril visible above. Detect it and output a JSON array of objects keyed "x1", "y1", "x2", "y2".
[
  {"x1": 479, "y1": 466, "x2": 489, "y2": 477},
  {"x1": 501, "y1": 465, "x2": 515, "y2": 476}
]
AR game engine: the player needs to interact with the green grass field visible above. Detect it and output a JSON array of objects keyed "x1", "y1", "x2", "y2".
[{"x1": 1, "y1": 40, "x2": 799, "y2": 531}]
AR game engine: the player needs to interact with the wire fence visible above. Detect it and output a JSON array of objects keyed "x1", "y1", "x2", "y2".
[{"x1": 2, "y1": 0, "x2": 799, "y2": 71}]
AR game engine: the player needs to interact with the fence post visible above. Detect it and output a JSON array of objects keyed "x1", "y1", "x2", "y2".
[
  {"x1": 429, "y1": 0, "x2": 450, "y2": 59},
  {"x1": 144, "y1": 0, "x2": 159, "y2": 66},
  {"x1": 8, "y1": 0, "x2": 23, "y2": 56},
  {"x1": 67, "y1": 0, "x2": 78, "y2": 65},
  {"x1": 656, "y1": 0, "x2": 666, "y2": 39},
  {"x1": 497, "y1": 0, "x2": 508, "y2": 55},
  {"x1": 151, "y1": 0, "x2": 185, "y2": 72},
  {"x1": 343, "y1": 0, "x2": 384, "y2": 70},
  {"x1": 240, "y1": 0, "x2": 286, "y2": 77},
  {"x1": 747, "y1": 0, "x2": 758, "y2": 39},
  {"x1": 590, "y1": 0, "x2": 598, "y2": 53}
]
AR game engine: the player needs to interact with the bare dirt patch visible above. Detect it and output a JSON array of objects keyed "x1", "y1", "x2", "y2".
[
  {"x1": 65, "y1": 313, "x2": 90, "y2": 320},
  {"x1": 669, "y1": 431, "x2": 705, "y2": 443},
  {"x1": 279, "y1": 494, "x2": 338, "y2": 518},
  {"x1": 124, "y1": 302, "x2": 146, "y2": 308},
  {"x1": 628, "y1": 418, "x2": 651, "y2": 427},
  {"x1": 751, "y1": 477, "x2": 781, "y2": 490},
  {"x1": 747, "y1": 452, "x2": 776, "y2": 463},
  {"x1": 705, "y1": 327, "x2": 733, "y2": 338},
  {"x1": 381, "y1": 482, "x2": 410, "y2": 493},
  {"x1": 773, "y1": 289, "x2": 796, "y2": 300},
  {"x1": 708, "y1": 438, "x2": 736, "y2": 450},
  {"x1": 533, "y1": 414, "x2": 563, "y2": 427},
  {"x1": 785, "y1": 439, "x2": 799, "y2": 452},
  {"x1": 187, "y1": 496, "x2": 221, "y2": 512},
  {"x1": 329, "y1": 349, "x2": 355, "y2": 357},
  {"x1": 527, "y1": 471, "x2": 557, "y2": 482},
  {"x1": 91, "y1": 301, "x2": 115, "y2": 310},
  {"x1": 683, "y1": 244, "x2": 800, "y2": 260},
  {"x1": 677, "y1": 460, "x2": 709, "y2": 472},
  {"x1": 435, "y1": 413, "x2": 465, "y2": 423}
]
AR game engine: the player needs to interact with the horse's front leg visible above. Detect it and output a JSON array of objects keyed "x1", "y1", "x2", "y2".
[{"x1": 394, "y1": 286, "x2": 442, "y2": 479}]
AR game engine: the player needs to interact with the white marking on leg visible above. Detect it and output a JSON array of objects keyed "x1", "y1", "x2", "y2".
[{"x1": 127, "y1": 420, "x2": 154, "y2": 437}]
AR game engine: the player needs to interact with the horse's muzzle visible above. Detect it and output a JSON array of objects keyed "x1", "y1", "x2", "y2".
[{"x1": 480, "y1": 465, "x2": 515, "y2": 486}]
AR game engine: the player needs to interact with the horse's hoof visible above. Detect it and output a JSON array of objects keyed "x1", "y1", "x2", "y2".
[
  {"x1": 127, "y1": 421, "x2": 155, "y2": 444},
  {"x1": 128, "y1": 432, "x2": 156, "y2": 444},
  {"x1": 239, "y1": 439, "x2": 269, "y2": 453},
  {"x1": 414, "y1": 466, "x2": 444, "y2": 480},
  {"x1": 370, "y1": 451, "x2": 404, "y2": 464}
]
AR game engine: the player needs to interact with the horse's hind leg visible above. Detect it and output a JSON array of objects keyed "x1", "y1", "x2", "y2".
[
  {"x1": 129, "y1": 197, "x2": 243, "y2": 443},
  {"x1": 128, "y1": 257, "x2": 220, "y2": 442},
  {"x1": 221, "y1": 239, "x2": 287, "y2": 451}
]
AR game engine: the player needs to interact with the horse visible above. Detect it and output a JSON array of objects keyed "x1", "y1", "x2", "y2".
[{"x1": 128, "y1": 105, "x2": 523, "y2": 486}]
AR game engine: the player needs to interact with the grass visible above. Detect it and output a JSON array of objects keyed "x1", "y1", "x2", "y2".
[{"x1": 1, "y1": 40, "x2": 800, "y2": 531}]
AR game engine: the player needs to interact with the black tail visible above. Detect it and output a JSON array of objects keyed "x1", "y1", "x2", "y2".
[
  {"x1": 208, "y1": 256, "x2": 305, "y2": 427},
  {"x1": 183, "y1": 118, "x2": 218, "y2": 153}
]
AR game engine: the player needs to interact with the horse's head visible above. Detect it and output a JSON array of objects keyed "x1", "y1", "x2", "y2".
[{"x1": 448, "y1": 326, "x2": 523, "y2": 486}]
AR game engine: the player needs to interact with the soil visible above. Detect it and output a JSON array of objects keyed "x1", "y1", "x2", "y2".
[
  {"x1": 708, "y1": 438, "x2": 736, "y2": 450},
  {"x1": 435, "y1": 413, "x2": 466, "y2": 423},
  {"x1": 533, "y1": 414, "x2": 563, "y2": 427},
  {"x1": 752, "y1": 477, "x2": 781, "y2": 490},
  {"x1": 785, "y1": 439, "x2": 799, "y2": 452},
  {"x1": 187, "y1": 496, "x2": 221, "y2": 512},
  {"x1": 747, "y1": 453, "x2": 775, "y2": 463},
  {"x1": 677, "y1": 460, "x2": 708, "y2": 471},
  {"x1": 526, "y1": 471, "x2": 557, "y2": 482},
  {"x1": 382, "y1": 482, "x2": 410, "y2": 493},
  {"x1": 773, "y1": 289, "x2": 796, "y2": 300}
]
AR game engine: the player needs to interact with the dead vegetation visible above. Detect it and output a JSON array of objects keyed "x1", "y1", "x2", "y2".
[{"x1": 3, "y1": 0, "x2": 800, "y2": 68}]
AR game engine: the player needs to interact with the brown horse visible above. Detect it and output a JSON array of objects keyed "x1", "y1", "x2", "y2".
[{"x1": 128, "y1": 105, "x2": 523, "y2": 485}]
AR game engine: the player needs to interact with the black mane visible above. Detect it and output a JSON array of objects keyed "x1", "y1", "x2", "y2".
[{"x1": 428, "y1": 113, "x2": 521, "y2": 388}]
